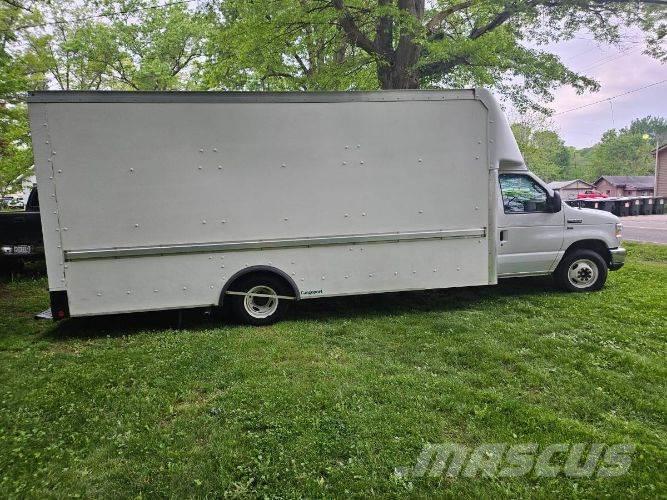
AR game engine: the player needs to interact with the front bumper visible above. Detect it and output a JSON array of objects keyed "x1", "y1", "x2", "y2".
[{"x1": 609, "y1": 247, "x2": 626, "y2": 271}]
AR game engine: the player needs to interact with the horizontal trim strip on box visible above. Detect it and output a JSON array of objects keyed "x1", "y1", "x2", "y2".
[
  {"x1": 28, "y1": 89, "x2": 475, "y2": 104},
  {"x1": 65, "y1": 228, "x2": 486, "y2": 261}
]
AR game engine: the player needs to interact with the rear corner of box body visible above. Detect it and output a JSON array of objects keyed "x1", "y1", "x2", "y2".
[{"x1": 27, "y1": 102, "x2": 67, "y2": 292}]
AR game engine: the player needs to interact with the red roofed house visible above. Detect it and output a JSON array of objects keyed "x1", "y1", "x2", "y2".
[{"x1": 593, "y1": 175, "x2": 654, "y2": 198}]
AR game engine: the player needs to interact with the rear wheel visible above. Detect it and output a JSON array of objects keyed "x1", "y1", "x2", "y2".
[
  {"x1": 555, "y1": 249, "x2": 608, "y2": 292},
  {"x1": 228, "y1": 274, "x2": 292, "y2": 325}
]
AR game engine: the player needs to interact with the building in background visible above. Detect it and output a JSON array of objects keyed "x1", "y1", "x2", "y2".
[
  {"x1": 547, "y1": 179, "x2": 596, "y2": 200},
  {"x1": 593, "y1": 176, "x2": 654, "y2": 197},
  {"x1": 654, "y1": 144, "x2": 667, "y2": 197}
]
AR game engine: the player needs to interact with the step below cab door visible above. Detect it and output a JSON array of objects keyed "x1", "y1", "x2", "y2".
[{"x1": 497, "y1": 173, "x2": 565, "y2": 276}]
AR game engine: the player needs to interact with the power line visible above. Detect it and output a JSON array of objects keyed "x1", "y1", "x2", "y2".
[
  {"x1": 576, "y1": 47, "x2": 639, "y2": 73},
  {"x1": 554, "y1": 79, "x2": 667, "y2": 116},
  {"x1": 562, "y1": 45, "x2": 599, "y2": 63},
  {"x1": 13, "y1": 0, "x2": 199, "y2": 31}
]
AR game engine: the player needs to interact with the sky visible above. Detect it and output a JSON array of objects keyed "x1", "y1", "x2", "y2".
[{"x1": 527, "y1": 34, "x2": 666, "y2": 149}]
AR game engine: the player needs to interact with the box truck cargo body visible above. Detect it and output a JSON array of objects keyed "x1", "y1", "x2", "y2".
[{"x1": 28, "y1": 89, "x2": 625, "y2": 324}]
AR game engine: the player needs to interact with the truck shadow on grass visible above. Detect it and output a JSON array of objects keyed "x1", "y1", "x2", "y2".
[
  {"x1": 43, "y1": 276, "x2": 556, "y2": 341},
  {"x1": 292, "y1": 276, "x2": 555, "y2": 321}
]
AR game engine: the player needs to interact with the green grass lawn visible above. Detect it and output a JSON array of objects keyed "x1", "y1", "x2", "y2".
[{"x1": 1, "y1": 242, "x2": 665, "y2": 498}]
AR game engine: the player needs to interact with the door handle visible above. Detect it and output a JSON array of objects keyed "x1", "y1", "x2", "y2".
[{"x1": 500, "y1": 230, "x2": 508, "y2": 244}]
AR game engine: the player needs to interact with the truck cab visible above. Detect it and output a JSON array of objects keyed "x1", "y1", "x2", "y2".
[{"x1": 496, "y1": 169, "x2": 625, "y2": 291}]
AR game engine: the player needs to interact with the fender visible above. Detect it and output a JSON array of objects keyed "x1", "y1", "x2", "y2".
[{"x1": 219, "y1": 265, "x2": 300, "y2": 307}]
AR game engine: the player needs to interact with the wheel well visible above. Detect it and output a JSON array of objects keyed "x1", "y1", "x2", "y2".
[
  {"x1": 562, "y1": 240, "x2": 611, "y2": 264},
  {"x1": 219, "y1": 266, "x2": 300, "y2": 307}
]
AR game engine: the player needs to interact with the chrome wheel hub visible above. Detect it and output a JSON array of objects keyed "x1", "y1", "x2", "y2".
[
  {"x1": 243, "y1": 285, "x2": 279, "y2": 318},
  {"x1": 567, "y1": 259, "x2": 599, "y2": 289}
]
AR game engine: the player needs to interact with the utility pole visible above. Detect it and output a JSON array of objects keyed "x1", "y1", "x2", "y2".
[
  {"x1": 654, "y1": 132, "x2": 665, "y2": 198},
  {"x1": 656, "y1": 136, "x2": 661, "y2": 198}
]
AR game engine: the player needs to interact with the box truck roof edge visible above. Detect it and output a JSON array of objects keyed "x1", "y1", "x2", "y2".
[{"x1": 27, "y1": 88, "x2": 526, "y2": 173}]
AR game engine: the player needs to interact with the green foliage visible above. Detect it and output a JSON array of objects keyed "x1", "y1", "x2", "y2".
[
  {"x1": 199, "y1": 0, "x2": 663, "y2": 110},
  {"x1": 512, "y1": 115, "x2": 664, "y2": 183},
  {"x1": 24, "y1": 0, "x2": 212, "y2": 91},
  {"x1": 0, "y1": 103, "x2": 32, "y2": 195},
  {"x1": 200, "y1": 0, "x2": 378, "y2": 91},
  {"x1": 589, "y1": 128, "x2": 655, "y2": 179},
  {"x1": 627, "y1": 115, "x2": 667, "y2": 141},
  {"x1": 511, "y1": 122, "x2": 571, "y2": 181},
  {"x1": 0, "y1": 242, "x2": 666, "y2": 496},
  {"x1": 0, "y1": 0, "x2": 45, "y2": 194}
]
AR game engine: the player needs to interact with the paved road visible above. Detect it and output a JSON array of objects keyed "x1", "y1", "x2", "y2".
[{"x1": 620, "y1": 214, "x2": 667, "y2": 245}]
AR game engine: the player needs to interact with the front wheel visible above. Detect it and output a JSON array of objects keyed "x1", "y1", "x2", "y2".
[{"x1": 554, "y1": 249, "x2": 608, "y2": 292}]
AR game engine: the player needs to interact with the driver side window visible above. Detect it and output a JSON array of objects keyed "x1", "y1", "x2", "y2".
[{"x1": 499, "y1": 174, "x2": 549, "y2": 213}]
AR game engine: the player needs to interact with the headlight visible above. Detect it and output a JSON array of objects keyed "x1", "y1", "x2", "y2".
[{"x1": 615, "y1": 223, "x2": 623, "y2": 239}]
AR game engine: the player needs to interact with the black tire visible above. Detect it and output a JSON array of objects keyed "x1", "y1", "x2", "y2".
[
  {"x1": 228, "y1": 273, "x2": 292, "y2": 326},
  {"x1": 554, "y1": 249, "x2": 608, "y2": 292}
]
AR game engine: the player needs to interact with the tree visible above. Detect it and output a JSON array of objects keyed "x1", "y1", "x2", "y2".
[
  {"x1": 627, "y1": 116, "x2": 667, "y2": 138},
  {"x1": 511, "y1": 122, "x2": 570, "y2": 181},
  {"x1": 205, "y1": 0, "x2": 666, "y2": 110},
  {"x1": 200, "y1": 0, "x2": 378, "y2": 91},
  {"x1": 589, "y1": 128, "x2": 655, "y2": 178},
  {"x1": 23, "y1": 0, "x2": 212, "y2": 91},
  {"x1": 0, "y1": 0, "x2": 45, "y2": 194}
]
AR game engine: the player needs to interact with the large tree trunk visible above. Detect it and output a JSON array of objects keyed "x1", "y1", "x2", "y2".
[
  {"x1": 376, "y1": 0, "x2": 424, "y2": 89},
  {"x1": 334, "y1": 0, "x2": 425, "y2": 89},
  {"x1": 377, "y1": 35, "x2": 421, "y2": 89}
]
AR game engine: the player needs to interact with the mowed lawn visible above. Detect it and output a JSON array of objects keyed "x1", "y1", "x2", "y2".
[{"x1": 0, "y1": 242, "x2": 665, "y2": 498}]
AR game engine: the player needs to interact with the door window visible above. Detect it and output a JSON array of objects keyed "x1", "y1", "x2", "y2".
[{"x1": 499, "y1": 174, "x2": 549, "y2": 213}]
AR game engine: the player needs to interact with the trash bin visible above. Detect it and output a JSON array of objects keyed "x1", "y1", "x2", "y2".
[
  {"x1": 598, "y1": 199, "x2": 615, "y2": 214},
  {"x1": 654, "y1": 197, "x2": 665, "y2": 215},
  {"x1": 606, "y1": 199, "x2": 620, "y2": 216},
  {"x1": 618, "y1": 198, "x2": 631, "y2": 217},
  {"x1": 629, "y1": 198, "x2": 641, "y2": 216},
  {"x1": 638, "y1": 197, "x2": 652, "y2": 215}
]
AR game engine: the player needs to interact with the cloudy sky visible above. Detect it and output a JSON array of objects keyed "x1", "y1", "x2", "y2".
[{"x1": 532, "y1": 34, "x2": 666, "y2": 149}]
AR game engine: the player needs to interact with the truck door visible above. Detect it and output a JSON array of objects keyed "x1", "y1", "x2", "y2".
[{"x1": 497, "y1": 173, "x2": 564, "y2": 276}]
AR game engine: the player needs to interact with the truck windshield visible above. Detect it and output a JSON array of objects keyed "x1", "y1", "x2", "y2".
[{"x1": 499, "y1": 174, "x2": 549, "y2": 213}]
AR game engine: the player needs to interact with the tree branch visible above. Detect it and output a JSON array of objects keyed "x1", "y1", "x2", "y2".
[
  {"x1": 331, "y1": 0, "x2": 378, "y2": 57},
  {"x1": 293, "y1": 52, "x2": 311, "y2": 75},
  {"x1": 418, "y1": 55, "x2": 469, "y2": 78},
  {"x1": 0, "y1": 0, "x2": 31, "y2": 12},
  {"x1": 469, "y1": 8, "x2": 513, "y2": 39},
  {"x1": 425, "y1": 0, "x2": 475, "y2": 33}
]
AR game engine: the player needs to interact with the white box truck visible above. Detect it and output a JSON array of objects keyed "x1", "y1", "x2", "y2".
[{"x1": 28, "y1": 89, "x2": 625, "y2": 325}]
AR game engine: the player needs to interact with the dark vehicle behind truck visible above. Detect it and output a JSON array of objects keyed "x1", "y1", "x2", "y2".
[{"x1": 0, "y1": 188, "x2": 43, "y2": 267}]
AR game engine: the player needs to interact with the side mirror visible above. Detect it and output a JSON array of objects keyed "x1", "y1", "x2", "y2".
[{"x1": 549, "y1": 191, "x2": 562, "y2": 213}]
